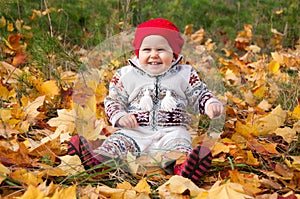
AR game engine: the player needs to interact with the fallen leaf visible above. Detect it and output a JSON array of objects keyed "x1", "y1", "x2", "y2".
[
  {"x1": 52, "y1": 184, "x2": 77, "y2": 199},
  {"x1": 247, "y1": 138, "x2": 279, "y2": 156},
  {"x1": 10, "y1": 169, "x2": 43, "y2": 186},
  {"x1": 47, "y1": 109, "x2": 76, "y2": 134},
  {"x1": 18, "y1": 185, "x2": 45, "y2": 199},
  {"x1": 285, "y1": 156, "x2": 300, "y2": 171},
  {"x1": 117, "y1": 181, "x2": 134, "y2": 190},
  {"x1": 257, "y1": 105, "x2": 286, "y2": 135},
  {"x1": 274, "y1": 163, "x2": 294, "y2": 179},
  {"x1": 204, "y1": 181, "x2": 254, "y2": 199},
  {"x1": 134, "y1": 178, "x2": 151, "y2": 198},
  {"x1": 0, "y1": 163, "x2": 10, "y2": 183},
  {"x1": 291, "y1": 104, "x2": 300, "y2": 119},
  {"x1": 57, "y1": 155, "x2": 85, "y2": 175},
  {"x1": 245, "y1": 150, "x2": 260, "y2": 166},
  {"x1": 24, "y1": 95, "x2": 45, "y2": 124},
  {"x1": 157, "y1": 175, "x2": 206, "y2": 198},
  {"x1": 12, "y1": 53, "x2": 27, "y2": 66},
  {"x1": 269, "y1": 60, "x2": 280, "y2": 75},
  {"x1": 97, "y1": 185, "x2": 137, "y2": 199},
  {"x1": 39, "y1": 80, "x2": 60, "y2": 97},
  {"x1": 274, "y1": 127, "x2": 297, "y2": 143},
  {"x1": 229, "y1": 170, "x2": 261, "y2": 195}
]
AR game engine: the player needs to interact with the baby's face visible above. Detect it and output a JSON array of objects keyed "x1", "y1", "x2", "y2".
[{"x1": 138, "y1": 35, "x2": 174, "y2": 75}]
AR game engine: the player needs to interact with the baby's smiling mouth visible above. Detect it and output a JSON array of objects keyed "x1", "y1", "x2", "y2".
[{"x1": 148, "y1": 62, "x2": 162, "y2": 65}]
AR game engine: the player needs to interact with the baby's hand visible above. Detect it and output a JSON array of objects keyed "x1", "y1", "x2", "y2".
[
  {"x1": 117, "y1": 114, "x2": 139, "y2": 129},
  {"x1": 206, "y1": 102, "x2": 224, "y2": 119}
]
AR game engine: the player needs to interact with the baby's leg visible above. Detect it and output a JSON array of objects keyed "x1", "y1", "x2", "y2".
[
  {"x1": 93, "y1": 132, "x2": 141, "y2": 159},
  {"x1": 174, "y1": 145, "x2": 212, "y2": 182},
  {"x1": 68, "y1": 135, "x2": 103, "y2": 170},
  {"x1": 158, "y1": 127, "x2": 212, "y2": 182},
  {"x1": 68, "y1": 132, "x2": 141, "y2": 171}
]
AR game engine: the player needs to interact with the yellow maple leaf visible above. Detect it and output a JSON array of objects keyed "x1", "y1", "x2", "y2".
[
  {"x1": 235, "y1": 120, "x2": 258, "y2": 138},
  {"x1": 18, "y1": 185, "x2": 45, "y2": 199},
  {"x1": 157, "y1": 175, "x2": 206, "y2": 198},
  {"x1": 117, "y1": 181, "x2": 134, "y2": 190},
  {"x1": 0, "y1": 83, "x2": 16, "y2": 100},
  {"x1": 40, "y1": 80, "x2": 60, "y2": 97},
  {"x1": 252, "y1": 85, "x2": 268, "y2": 99},
  {"x1": 256, "y1": 99, "x2": 272, "y2": 111},
  {"x1": 73, "y1": 102, "x2": 107, "y2": 140},
  {"x1": 52, "y1": 185, "x2": 77, "y2": 199},
  {"x1": 29, "y1": 130, "x2": 62, "y2": 160},
  {"x1": 10, "y1": 169, "x2": 43, "y2": 186},
  {"x1": 211, "y1": 142, "x2": 231, "y2": 157},
  {"x1": 97, "y1": 185, "x2": 137, "y2": 199},
  {"x1": 228, "y1": 170, "x2": 261, "y2": 195},
  {"x1": 57, "y1": 155, "x2": 84, "y2": 175},
  {"x1": 257, "y1": 105, "x2": 286, "y2": 135},
  {"x1": 0, "y1": 109, "x2": 11, "y2": 122},
  {"x1": 203, "y1": 180, "x2": 254, "y2": 199},
  {"x1": 47, "y1": 109, "x2": 76, "y2": 134},
  {"x1": 271, "y1": 51, "x2": 284, "y2": 65},
  {"x1": 134, "y1": 178, "x2": 151, "y2": 195}
]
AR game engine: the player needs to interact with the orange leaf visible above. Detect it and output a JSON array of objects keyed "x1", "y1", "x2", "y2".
[
  {"x1": 291, "y1": 104, "x2": 300, "y2": 119},
  {"x1": 0, "y1": 143, "x2": 32, "y2": 166},
  {"x1": 7, "y1": 33, "x2": 21, "y2": 50},
  {"x1": 247, "y1": 138, "x2": 279, "y2": 156},
  {"x1": 12, "y1": 53, "x2": 27, "y2": 66},
  {"x1": 184, "y1": 24, "x2": 193, "y2": 35},
  {"x1": 245, "y1": 150, "x2": 260, "y2": 166}
]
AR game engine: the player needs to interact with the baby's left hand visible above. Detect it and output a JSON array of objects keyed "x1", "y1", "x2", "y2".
[{"x1": 206, "y1": 102, "x2": 224, "y2": 119}]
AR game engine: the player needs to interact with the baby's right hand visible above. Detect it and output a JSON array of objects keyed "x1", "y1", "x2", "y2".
[{"x1": 117, "y1": 114, "x2": 139, "y2": 129}]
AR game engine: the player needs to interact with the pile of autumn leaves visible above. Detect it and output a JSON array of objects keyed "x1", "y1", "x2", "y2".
[{"x1": 0, "y1": 17, "x2": 300, "y2": 198}]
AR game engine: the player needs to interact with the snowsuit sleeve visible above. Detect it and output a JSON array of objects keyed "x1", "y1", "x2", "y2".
[
  {"x1": 104, "y1": 69, "x2": 129, "y2": 127},
  {"x1": 185, "y1": 67, "x2": 220, "y2": 115}
]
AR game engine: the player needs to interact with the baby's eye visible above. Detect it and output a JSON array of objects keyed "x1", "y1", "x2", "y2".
[
  {"x1": 142, "y1": 48, "x2": 151, "y2": 51},
  {"x1": 157, "y1": 48, "x2": 165, "y2": 51}
]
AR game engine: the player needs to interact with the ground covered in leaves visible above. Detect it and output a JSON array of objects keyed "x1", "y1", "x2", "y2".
[{"x1": 0, "y1": 14, "x2": 300, "y2": 199}]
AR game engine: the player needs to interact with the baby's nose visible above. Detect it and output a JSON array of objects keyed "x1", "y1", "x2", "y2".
[{"x1": 150, "y1": 49, "x2": 158, "y2": 57}]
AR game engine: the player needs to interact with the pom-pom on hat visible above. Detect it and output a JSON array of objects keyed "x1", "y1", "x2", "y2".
[{"x1": 132, "y1": 18, "x2": 184, "y2": 58}]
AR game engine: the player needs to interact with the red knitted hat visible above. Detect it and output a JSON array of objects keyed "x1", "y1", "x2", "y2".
[{"x1": 132, "y1": 18, "x2": 184, "y2": 58}]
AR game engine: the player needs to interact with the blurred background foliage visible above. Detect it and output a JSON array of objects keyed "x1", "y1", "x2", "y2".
[
  {"x1": 1, "y1": 0, "x2": 299, "y2": 48},
  {"x1": 0, "y1": 0, "x2": 299, "y2": 78}
]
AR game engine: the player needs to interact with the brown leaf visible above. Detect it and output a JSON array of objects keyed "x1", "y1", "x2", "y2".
[
  {"x1": 274, "y1": 163, "x2": 294, "y2": 179},
  {"x1": 247, "y1": 137, "x2": 279, "y2": 156},
  {"x1": 0, "y1": 143, "x2": 32, "y2": 166}
]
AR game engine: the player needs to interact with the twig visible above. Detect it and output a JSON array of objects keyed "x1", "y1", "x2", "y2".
[{"x1": 43, "y1": 0, "x2": 53, "y2": 37}]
